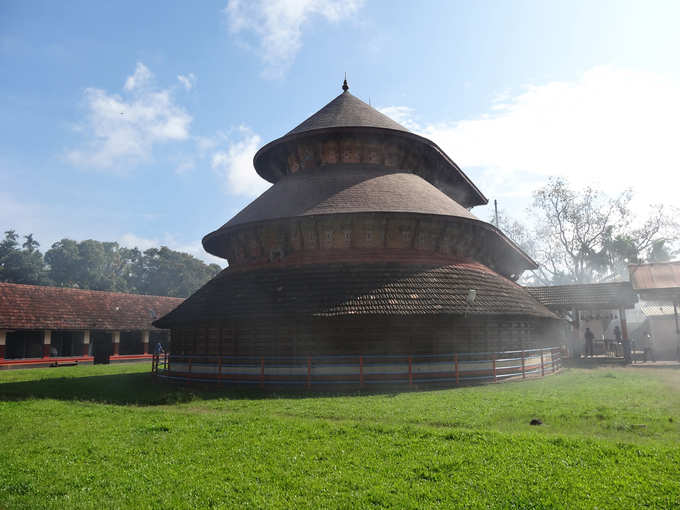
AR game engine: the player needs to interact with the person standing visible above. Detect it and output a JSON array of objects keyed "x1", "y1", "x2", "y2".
[
  {"x1": 613, "y1": 325, "x2": 622, "y2": 358},
  {"x1": 621, "y1": 323, "x2": 632, "y2": 364},
  {"x1": 644, "y1": 331, "x2": 655, "y2": 362},
  {"x1": 584, "y1": 327, "x2": 595, "y2": 358}
]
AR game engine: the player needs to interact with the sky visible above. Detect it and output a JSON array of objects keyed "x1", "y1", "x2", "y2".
[{"x1": 2, "y1": 0, "x2": 679, "y2": 265}]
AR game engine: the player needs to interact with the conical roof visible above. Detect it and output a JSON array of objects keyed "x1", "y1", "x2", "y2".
[
  {"x1": 213, "y1": 165, "x2": 477, "y2": 232},
  {"x1": 286, "y1": 89, "x2": 410, "y2": 136}
]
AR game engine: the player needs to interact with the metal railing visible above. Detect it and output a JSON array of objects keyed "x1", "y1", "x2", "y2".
[
  {"x1": 151, "y1": 351, "x2": 168, "y2": 375},
  {"x1": 152, "y1": 347, "x2": 561, "y2": 387}
]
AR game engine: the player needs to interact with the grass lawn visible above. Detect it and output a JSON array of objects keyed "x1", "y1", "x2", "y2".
[{"x1": 1, "y1": 363, "x2": 679, "y2": 509}]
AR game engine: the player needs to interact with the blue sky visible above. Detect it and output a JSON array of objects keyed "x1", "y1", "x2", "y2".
[{"x1": 2, "y1": 0, "x2": 679, "y2": 264}]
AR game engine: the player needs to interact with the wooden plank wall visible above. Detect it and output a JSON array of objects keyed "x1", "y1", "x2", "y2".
[{"x1": 170, "y1": 316, "x2": 560, "y2": 357}]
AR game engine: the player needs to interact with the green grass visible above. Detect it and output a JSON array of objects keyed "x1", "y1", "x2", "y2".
[{"x1": 1, "y1": 363, "x2": 680, "y2": 509}]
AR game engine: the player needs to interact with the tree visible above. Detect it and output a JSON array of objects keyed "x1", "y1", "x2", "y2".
[
  {"x1": 0, "y1": 230, "x2": 48, "y2": 285},
  {"x1": 138, "y1": 246, "x2": 221, "y2": 297},
  {"x1": 0, "y1": 231, "x2": 223, "y2": 297},
  {"x1": 503, "y1": 178, "x2": 679, "y2": 285},
  {"x1": 45, "y1": 239, "x2": 137, "y2": 291}
]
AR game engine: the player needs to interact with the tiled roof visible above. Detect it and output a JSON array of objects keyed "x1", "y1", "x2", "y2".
[
  {"x1": 253, "y1": 89, "x2": 487, "y2": 208},
  {"x1": 0, "y1": 283, "x2": 183, "y2": 331},
  {"x1": 629, "y1": 262, "x2": 680, "y2": 291},
  {"x1": 215, "y1": 165, "x2": 477, "y2": 230},
  {"x1": 525, "y1": 282, "x2": 637, "y2": 310},
  {"x1": 286, "y1": 91, "x2": 409, "y2": 136},
  {"x1": 154, "y1": 261, "x2": 556, "y2": 328}
]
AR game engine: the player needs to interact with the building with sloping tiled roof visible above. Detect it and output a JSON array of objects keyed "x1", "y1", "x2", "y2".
[
  {"x1": 0, "y1": 282, "x2": 182, "y2": 367},
  {"x1": 154, "y1": 81, "x2": 561, "y2": 387},
  {"x1": 629, "y1": 261, "x2": 680, "y2": 360},
  {"x1": 527, "y1": 282, "x2": 637, "y2": 358}
]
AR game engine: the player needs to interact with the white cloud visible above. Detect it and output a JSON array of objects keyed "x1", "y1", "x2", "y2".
[
  {"x1": 124, "y1": 62, "x2": 153, "y2": 91},
  {"x1": 211, "y1": 126, "x2": 270, "y2": 197},
  {"x1": 381, "y1": 66, "x2": 680, "y2": 212},
  {"x1": 177, "y1": 73, "x2": 196, "y2": 91},
  {"x1": 67, "y1": 62, "x2": 192, "y2": 170},
  {"x1": 119, "y1": 232, "x2": 225, "y2": 266},
  {"x1": 377, "y1": 106, "x2": 420, "y2": 131},
  {"x1": 224, "y1": 0, "x2": 363, "y2": 78},
  {"x1": 174, "y1": 157, "x2": 196, "y2": 174},
  {"x1": 119, "y1": 232, "x2": 160, "y2": 251}
]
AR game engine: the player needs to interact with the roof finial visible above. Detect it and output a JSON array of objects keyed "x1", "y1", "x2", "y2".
[{"x1": 342, "y1": 72, "x2": 349, "y2": 92}]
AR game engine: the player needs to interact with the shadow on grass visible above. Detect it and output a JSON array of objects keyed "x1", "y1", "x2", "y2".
[{"x1": 0, "y1": 372, "x2": 420, "y2": 406}]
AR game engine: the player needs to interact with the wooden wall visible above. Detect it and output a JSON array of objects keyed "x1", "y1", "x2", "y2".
[
  {"x1": 170, "y1": 316, "x2": 560, "y2": 357},
  {"x1": 216, "y1": 213, "x2": 524, "y2": 279}
]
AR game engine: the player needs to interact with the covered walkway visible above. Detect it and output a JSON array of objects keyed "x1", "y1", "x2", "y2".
[
  {"x1": 0, "y1": 283, "x2": 183, "y2": 368},
  {"x1": 526, "y1": 281, "x2": 637, "y2": 359}
]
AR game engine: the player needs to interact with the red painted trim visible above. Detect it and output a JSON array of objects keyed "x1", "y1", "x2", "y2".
[
  {"x1": 113, "y1": 343, "x2": 120, "y2": 356},
  {"x1": 260, "y1": 358, "x2": 264, "y2": 389},
  {"x1": 0, "y1": 345, "x2": 5, "y2": 359},
  {"x1": 455, "y1": 353, "x2": 459, "y2": 384},
  {"x1": 42, "y1": 344, "x2": 50, "y2": 358},
  {"x1": 0, "y1": 353, "x2": 153, "y2": 367},
  {"x1": 540, "y1": 352, "x2": 545, "y2": 377}
]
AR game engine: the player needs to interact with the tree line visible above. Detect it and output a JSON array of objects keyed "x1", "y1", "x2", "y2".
[
  {"x1": 0, "y1": 231, "x2": 222, "y2": 298},
  {"x1": 496, "y1": 178, "x2": 679, "y2": 285}
]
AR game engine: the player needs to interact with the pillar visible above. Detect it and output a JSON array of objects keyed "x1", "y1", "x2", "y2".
[
  {"x1": 674, "y1": 302, "x2": 679, "y2": 361},
  {"x1": 112, "y1": 331, "x2": 120, "y2": 356},
  {"x1": 619, "y1": 308, "x2": 629, "y2": 341},
  {"x1": 82, "y1": 330, "x2": 90, "y2": 357},
  {"x1": 619, "y1": 307, "x2": 631, "y2": 363},
  {"x1": 0, "y1": 330, "x2": 6, "y2": 359},
  {"x1": 571, "y1": 307, "x2": 580, "y2": 358},
  {"x1": 43, "y1": 330, "x2": 52, "y2": 358},
  {"x1": 142, "y1": 331, "x2": 150, "y2": 354}
]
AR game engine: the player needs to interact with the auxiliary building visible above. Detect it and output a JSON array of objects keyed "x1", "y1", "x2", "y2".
[{"x1": 0, "y1": 282, "x2": 181, "y2": 368}]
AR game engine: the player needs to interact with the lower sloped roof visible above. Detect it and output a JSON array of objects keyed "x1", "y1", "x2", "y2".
[
  {"x1": 154, "y1": 260, "x2": 555, "y2": 328},
  {"x1": 0, "y1": 282, "x2": 183, "y2": 331},
  {"x1": 526, "y1": 282, "x2": 637, "y2": 310},
  {"x1": 629, "y1": 262, "x2": 680, "y2": 302}
]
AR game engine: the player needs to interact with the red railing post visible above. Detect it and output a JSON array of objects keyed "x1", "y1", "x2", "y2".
[
  {"x1": 540, "y1": 351, "x2": 545, "y2": 377},
  {"x1": 307, "y1": 357, "x2": 311, "y2": 389},
  {"x1": 455, "y1": 353, "x2": 459, "y2": 384},
  {"x1": 260, "y1": 358, "x2": 264, "y2": 389},
  {"x1": 552, "y1": 349, "x2": 556, "y2": 374},
  {"x1": 359, "y1": 356, "x2": 364, "y2": 387},
  {"x1": 493, "y1": 354, "x2": 497, "y2": 382},
  {"x1": 521, "y1": 350, "x2": 526, "y2": 379},
  {"x1": 408, "y1": 356, "x2": 413, "y2": 386}
]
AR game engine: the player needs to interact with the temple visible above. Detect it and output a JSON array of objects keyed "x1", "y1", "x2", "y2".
[{"x1": 154, "y1": 82, "x2": 561, "y2": 386}]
